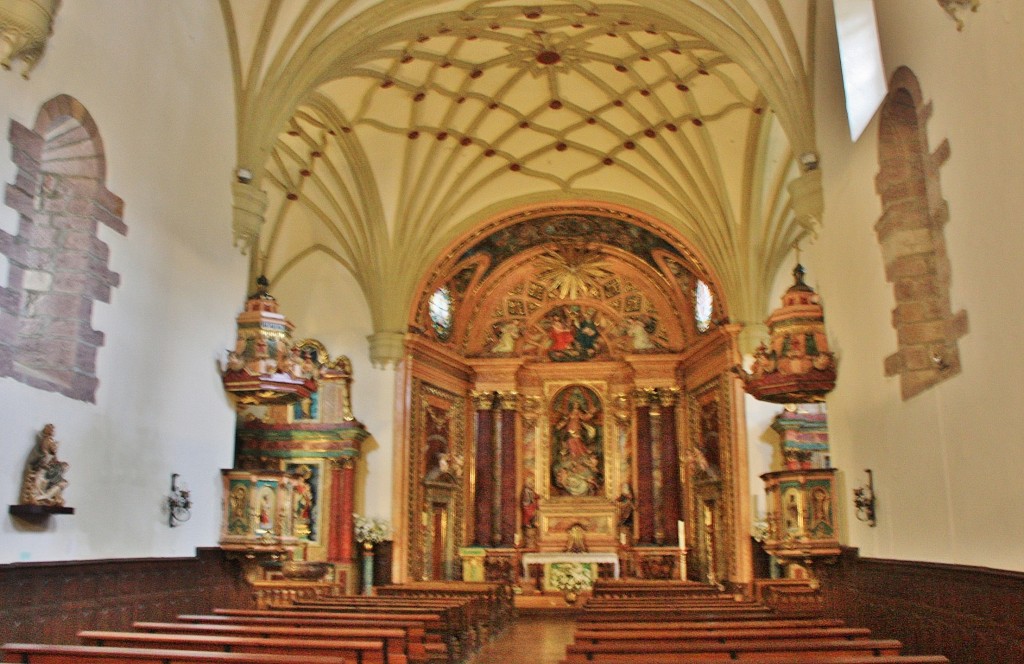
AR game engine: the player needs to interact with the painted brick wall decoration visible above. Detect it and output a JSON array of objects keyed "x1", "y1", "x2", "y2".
[
  {"x1": 875, "y1": 67, "x2": 968, "y2": 400},
  {"x1": 0, "y1": 95, "x2": 125, "y2": 402}
]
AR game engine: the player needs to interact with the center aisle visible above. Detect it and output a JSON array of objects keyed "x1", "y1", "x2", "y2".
[{"x1": 465, "y1": 615, "x2": 577, "y2": 664}]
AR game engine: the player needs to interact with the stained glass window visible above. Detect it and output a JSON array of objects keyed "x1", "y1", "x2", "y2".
[
  {"x1": 695, "y1": 280, "x2": 713, "y2": 333},
  {"x1": 429, "y1": 286, "x2": 453, "y2": 340}
]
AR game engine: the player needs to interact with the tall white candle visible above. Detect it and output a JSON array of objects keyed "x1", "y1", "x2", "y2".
[{"x1": 678, "y1": 519, "x2": 686, "y2": 551}]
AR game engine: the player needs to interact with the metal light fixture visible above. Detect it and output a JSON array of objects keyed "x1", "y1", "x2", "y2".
[
  {"x1": 852, "y1": 469, "x2": 876, "y2": 527},
  {"x1": 167, "y1": 473, "x2": 192, "y2": 527}
]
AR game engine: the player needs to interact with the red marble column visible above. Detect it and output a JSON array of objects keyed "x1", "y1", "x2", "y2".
[
  {"x1": 498, "y1": 394, "x2": 519, "y2": 546},
  {"x1": 634, "y1": 402, "x2": 657, "y2": 544},
  {"x1": 473, "y1": 392, "x2": 496, "y2": 546},
  {"x1": 327, "y1": 457, "x2": 356, "y2": 563},
  {"x1": 658, "y1": 390, "x2": 682, "y2": 546}
]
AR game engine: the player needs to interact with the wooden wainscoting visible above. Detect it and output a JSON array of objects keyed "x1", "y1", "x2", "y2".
[
  {"x1": 818, "y1": 548, "x2": 1024, "y2": 664},
  {"x1": 0, "y1": 548, "x2": 252, "y2": 645}
]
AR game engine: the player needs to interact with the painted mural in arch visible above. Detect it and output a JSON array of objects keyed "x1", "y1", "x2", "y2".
[
  {"x1": 549, "y1": 385, "x2": 604, "y2": 497},
  {"x1": 412, "y1": 209, "x2": 726, "y2": 356}
]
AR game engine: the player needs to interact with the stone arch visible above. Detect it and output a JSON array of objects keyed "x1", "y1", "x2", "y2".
[
  {"x1": 0, "y1": 95, "x2": 126, "y2": 402},
  {"x1": 875, "y1": 67, "x2": 967, "y2": 400}
]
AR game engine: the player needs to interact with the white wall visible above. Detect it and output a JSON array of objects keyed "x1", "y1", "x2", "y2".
[
  {"x1": 271, "y1": 252, "x2": 398, "y2": 523},
  {"x1": 0, "y1": 1, "x2": 246, "y2": 563},
  {"x1": 810, "y1": 0, "x2": 1024, "y2": 571}
]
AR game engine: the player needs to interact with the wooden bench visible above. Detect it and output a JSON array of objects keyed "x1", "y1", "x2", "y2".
[
  {"x1": 289, "y1": 598, "x2": 472, "y2": 657},
  {"x1": 565, "y1": 659, "x2": 946, "y2": 664},
  {"x1": 209, "y1": 608, "x2": 452, "y2": 662},
  {"x1": 561, "y1": 637, "x2": 906, "y2": 662},
  {"x1": 78, "y1": 631, "x2": 390, "y2": 664},
  {"x1": 2, "y1": 642, "x2": 348, "y2": 663},
  {"x1": 574, "y1": 618, "x2": 848, "y2": 632},
  {"x1": 133, "y1": 621, "x2": 426, "y2": 664},
  {"x1": 174, "y1": 614, "x2": 444, "y2": 664},
  {"x1": 376, "y1": 582, "x2": 515, "y2": 634},
  {"x1": 571, "y1": 625, "x2": 874, "y2": 644}
]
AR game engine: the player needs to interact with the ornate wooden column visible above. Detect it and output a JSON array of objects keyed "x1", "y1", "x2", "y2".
[
  {"x1": 472, "y1": 391, "x2": 496, "y2": 546},
  {"x1": 658, "y1": 388, "x2": 682, "y2": 546},
  {"x1": 496, "y1": 391, "x2": 519, "y2": 546},
  {"x1": 634, "y1": 389, "x2": 657, "y2": 545}
]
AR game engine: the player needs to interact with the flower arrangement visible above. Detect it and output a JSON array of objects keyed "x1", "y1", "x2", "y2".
[
  {"x1": 353, "y1": 514, "x2": 391, "y2": 544},
  {"x1": 547, "y1": 562, "x2": 594, "y2": 593}
]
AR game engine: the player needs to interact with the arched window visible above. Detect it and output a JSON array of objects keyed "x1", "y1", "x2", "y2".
[
  {"x1": 694, "y1": 280, "x2": 713, "y2": 333},
  {"x1": 428, "y1": 286, "x2": 453, "y2": 340}
]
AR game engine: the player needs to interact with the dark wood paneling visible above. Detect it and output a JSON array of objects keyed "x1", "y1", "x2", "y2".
[
  {"x1": 818, "y1": 549, "x2": 1024, "y2": 664},
  {"x1": 0, "y1": 548, "x2": 252, "y2": 645}
]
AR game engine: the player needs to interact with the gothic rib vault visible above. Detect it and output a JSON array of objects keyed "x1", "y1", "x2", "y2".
[{"x1": 221, "y1": 0, "x2": 822, "y2": 365}]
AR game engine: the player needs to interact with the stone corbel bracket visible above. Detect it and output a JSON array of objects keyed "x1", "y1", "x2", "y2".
[{"x1": 0, "y1": 0, "x2": 61, "y2": 78}]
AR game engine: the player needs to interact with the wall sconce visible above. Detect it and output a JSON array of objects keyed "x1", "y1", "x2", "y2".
[
  {"x1": 852, "y1": 469, "x2": 876, "y2": 527},
  {"x1": 167, "y1": 473, "x2": 192, "y2": 527}
]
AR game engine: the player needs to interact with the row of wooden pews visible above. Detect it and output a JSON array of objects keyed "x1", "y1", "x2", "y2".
[
  {"x1": 561, "y1": 579, "x2": 950, "y2": 664},
  {"x1": 1, "y1": 581, "x2": 512, "y2": 664}
]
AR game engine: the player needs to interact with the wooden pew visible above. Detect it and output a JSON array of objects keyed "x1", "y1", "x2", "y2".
[
  {"x1": 132, "y1": 621, "x2": 426, "y2": 664},
  {"x1": 2, "y1": 642, "x2": 348, "y2": 663},
  {"x1": 77, "y1": 631, "x2": 391, "y2": 664},
  {"x1": 561, "y1": 637, "x2": 907, "y2": 662},
  {"x1": 376, "y1": 582, "x2": 515, "y2": 634},
  {"x1": 289, "y1": 598, "x2": 472, "y2": 657},
  {"x1": 209, "y1": 608, "x2": 452, "y2": 662},
  {"x1": 571, "y1": 625, "x2": 875, "y2": 644},
  {"x1": 574, "y1": 618, "x2": 848, "y2": 632},
  {"x1": 590, "y1": 580, "x2": 736, "y2": 600}
]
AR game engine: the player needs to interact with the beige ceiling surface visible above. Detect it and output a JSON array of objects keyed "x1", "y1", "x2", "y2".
[{"x1": 222, "y1": 0, "x2": 821, "y2": 362}]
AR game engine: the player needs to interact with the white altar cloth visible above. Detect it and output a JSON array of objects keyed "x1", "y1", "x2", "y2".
[{"x1": 521, "y1": 552, "x2": 620, "y2": 579}]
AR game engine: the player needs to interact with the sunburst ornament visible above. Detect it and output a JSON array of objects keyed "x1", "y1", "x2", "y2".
[{"x1": 534, "y1": 244, "x2": 612, "y2": 300}]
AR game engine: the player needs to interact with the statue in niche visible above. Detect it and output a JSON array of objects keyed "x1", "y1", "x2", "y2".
[
  {"x1": 565, "y1": 523, "x2": 589, "y2": 553},
  {"x1": 623, "y1": 316, "x2": 660, "y2": 351},
  {"x1": 491, "y1": 320, "x2": 521, "y2": 354},
  {"x1": 520, "y1": 477, "x2": 539, "y2": 546},
  {"x1": 20, "y1": 424, "x2": 69, "y2": 506},
  {"x1": 615, "y1": 482, "x2": 636, "y2": 543},
  {"x1": 550, "y1": 386, "x2": 603, "y2": 497}
]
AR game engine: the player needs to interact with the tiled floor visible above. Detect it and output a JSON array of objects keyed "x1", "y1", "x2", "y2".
[{"x1": 465, "y1": 615, "x2": 577, "y2": 664}]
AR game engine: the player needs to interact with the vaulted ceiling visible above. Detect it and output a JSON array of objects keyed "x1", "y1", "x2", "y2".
[{"x1": 221, "y1": 0, "x2": 822, "y2": 365}]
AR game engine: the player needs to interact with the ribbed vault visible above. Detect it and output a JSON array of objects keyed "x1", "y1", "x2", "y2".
[{"x1": 221, "y1": 0, "x2": 821, "y2": 364}]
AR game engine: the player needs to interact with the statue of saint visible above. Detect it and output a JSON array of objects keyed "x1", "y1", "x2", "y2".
[
  {"x1": 615, "y1": 482, "x2": 635, "y2": 540},
  {"x1": 20, "y1": 424, "x2": 69, "y2": 506},
  {"x1": 521, "y1": 477, "x2": 539, "y2": 532}
]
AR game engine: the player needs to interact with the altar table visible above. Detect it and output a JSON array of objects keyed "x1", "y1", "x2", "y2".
[{"x1": 521, "y1": 552, "x2": 620, "y2": 579}]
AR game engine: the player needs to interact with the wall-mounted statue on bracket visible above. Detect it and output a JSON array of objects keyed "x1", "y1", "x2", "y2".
[{"x1": 20, "y1": 424, "x2": 69, "y2": 506}]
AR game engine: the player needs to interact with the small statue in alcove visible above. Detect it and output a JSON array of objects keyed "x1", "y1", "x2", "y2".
[{"x1": 20, "y1": 424, "x2": 70, "y2": 506}]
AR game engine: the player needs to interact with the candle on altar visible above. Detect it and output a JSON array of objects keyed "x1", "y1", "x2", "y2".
[{"x1": 678, "y1": 519, "x2": 686, "y2": 550}]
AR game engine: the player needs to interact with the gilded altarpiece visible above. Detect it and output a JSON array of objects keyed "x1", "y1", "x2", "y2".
[
  {"x1": 400, "y1": 207, "x2": 751, "y2": 584},
  {"x1": 686, "y1": 376, "x2": 736, "y2": 584},
  {"x1": 528, "y1": 375, "x2": 625, "y2": 553},
  {"x1": 406, "y1": 380, "x2": 468, "y2": 582}
]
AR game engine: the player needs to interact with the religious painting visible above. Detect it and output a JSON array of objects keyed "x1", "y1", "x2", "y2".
[
  {"x1": 693, "y1": 397, "x2": 722, "y2": 480},
  {"x1": 226, "y1": 480, "x2": 250, "y2": 536},
  {"x1": 530, "y1": 305, "x2": 606, "y2": 362},
  {"x1": 550, "y1": 385, "x2": 604, "y2": 497},
  {"x1": 254, "y1": 480, "x2": 277, "y2": 536},
  {"x1": 286, "y1": 462, "x2": 321, "y2": 542},
  {"x1": 807, "y1": 482, "x2": 834, "y2": 538},
  {"x1": 422, "y1": 403, "x2": 457, "y2": 481}
]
